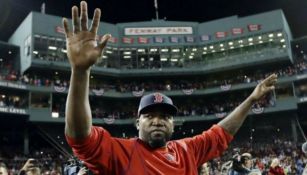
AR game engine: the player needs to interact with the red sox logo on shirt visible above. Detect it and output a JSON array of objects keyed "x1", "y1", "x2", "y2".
[
  {"x1": 165, "y1": 153, "x2": 175, "y2": 162},
  {"x1": 154, "y1": 93, "x2": 163, "y2": 103}
]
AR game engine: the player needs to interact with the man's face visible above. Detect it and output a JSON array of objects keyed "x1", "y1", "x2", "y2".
[
  {"x1": 26, "y1": 167, "x2": 41, "y2": 175},
  {"x1": 245, "y1": 158, "x2": 252, "y2": 169},
  {"x1": 199, "y1": 163, "x2": 209, "y2": 175},
  {"x1": 137, "y1": 107, "x2": 174, "y2": 148}
]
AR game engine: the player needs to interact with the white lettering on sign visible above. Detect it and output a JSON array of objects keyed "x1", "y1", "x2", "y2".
[
  {"x1": 7, "y1": 82, "x2": 27, "y2": 89},
  {"x1": 124, "y1": 27, "x2": 193, "y2": 35},
  {"x1": 0, "y1": 82, "x2": 8, "y2": 86},
  {"x1": 0, "y1": 81, "x2": 27, "y2": 89},
  {"x1": 0, "y1": 107, "x2": 8, "y2": 113},
  {"x1": 0, "y1": 107, "x2": 27, "y2": 114},
  {"x1": 9, "y1": 108, "x2": 26, "y2": 114},
  {"x1": 297, "y1": 74, "x2": 307, "y2": 80}
]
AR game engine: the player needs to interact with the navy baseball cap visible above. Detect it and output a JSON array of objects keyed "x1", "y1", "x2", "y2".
[{"x1": 138, "y1": 92, "x2": 178, "y2": 116}]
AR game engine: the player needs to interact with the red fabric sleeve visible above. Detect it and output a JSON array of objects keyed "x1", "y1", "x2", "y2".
[
  {"x1": 65, "y1": 126, "x2": 113, "y2": 174},
  {"x1": 179, "y1": 124, "x2": 233, "y2": 166}
]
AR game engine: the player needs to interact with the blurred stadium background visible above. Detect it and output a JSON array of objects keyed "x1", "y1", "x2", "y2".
[{"x1": 0, "y1": 0, "x2": 306, "y2": 174}]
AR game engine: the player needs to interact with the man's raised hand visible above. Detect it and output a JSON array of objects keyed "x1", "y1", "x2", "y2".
[
  {"x1": 62, "y1": 1, "x2": 110, "y2": 71},
  {"x1": 249, "y1": 74, "x2": 278, "y2": 102}
]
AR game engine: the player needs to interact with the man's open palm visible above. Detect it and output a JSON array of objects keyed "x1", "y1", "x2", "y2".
[{"x1": 63, "y1": 1, "x2": 110, "y2": 70}]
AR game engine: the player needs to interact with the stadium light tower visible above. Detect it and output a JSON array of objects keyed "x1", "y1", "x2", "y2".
[
  {"x1": 41, "y1": 3, "x2": 46, "y2": 14},
  {"x1": 154, "y1": 0, "x2": 159, "y2": 20}
]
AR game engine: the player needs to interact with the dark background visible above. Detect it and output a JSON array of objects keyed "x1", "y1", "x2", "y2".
[{"x1": 0, "y1": 0, "x2": 306, "y2": 41}]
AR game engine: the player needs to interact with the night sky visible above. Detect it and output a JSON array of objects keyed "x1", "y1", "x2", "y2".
[{"x1": 0, "y1": 0, "x2": 307, "y2": 41}]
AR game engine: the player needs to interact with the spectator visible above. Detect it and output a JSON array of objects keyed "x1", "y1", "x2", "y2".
[
  {"x1": 268, "y1": 158, "x2": 285, "y2": 175},
  {"x1": 0, "y1": 162, "x2": 8, "y2": 175},
  {"x1": 228, "y1": 153, "x2": 253, "y2": 175},
  {"x1": 18, "y1": 159, "x2": 41, "y2": 175},
  {"x1": 77, "y1": 167, "x2": 88, "y2": 175},
  {"x1": 198, "y1": 163, "x2": 210, "y2": 175}
]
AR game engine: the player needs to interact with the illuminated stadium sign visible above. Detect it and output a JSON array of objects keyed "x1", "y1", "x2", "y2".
[
  {"x1": 124, "y1": 27, "x2": 193, "y2": 35},
  {"x1": 300, "y1": 97, "x2": 307, "y2": 103}
]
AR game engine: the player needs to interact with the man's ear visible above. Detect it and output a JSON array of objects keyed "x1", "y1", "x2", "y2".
[{"x1": 135, "y1": 118, "x2": 140, "y2": 130}]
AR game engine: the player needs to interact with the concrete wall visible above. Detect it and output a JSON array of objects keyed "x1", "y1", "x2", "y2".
[{"x1": 8, "y1": 13, "x2": 33, "y2": 73}]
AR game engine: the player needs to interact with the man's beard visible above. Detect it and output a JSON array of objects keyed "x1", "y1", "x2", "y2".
[
  {"x1": 148, "y1": 137, "x2": 167, "y2": 148},
  {"x1": 148, "y1": 132, "x2": 171, "y2": 149}
]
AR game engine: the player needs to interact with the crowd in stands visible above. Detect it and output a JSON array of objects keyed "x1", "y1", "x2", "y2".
[
  {"x1": 0, "y1": 58, "x2": 304, "y2": 119},
  {"x1": 0, "y1": 57, "x2": 285, "y2": 119},
  {"x1": 1, "y1": 59, "x2": 306, "y2": 95},
  {"x1": 0, "y1": 59, "x2": 17, "y2": 82},
  {"x1": 51, "y1": 92, "x2": 274, "y2": 119},
  {"x1": 204, "y1": 138, "x2": 307, "y2": 175},
  {"x1": 34, "y1": 53, "x2": 66, "y2": 63},
  {"x1": 177, "y1": 94, "x2": 274, "y2": 117},
  {"x1": 0, "y1": 95, "x2": 28, "y2": 108},
  {"x1": 0, "y1": 147, "x2": 65, "y2": 175},
  {"x1": 114, "y1": 59, "x2": 307, "y2": 93}
]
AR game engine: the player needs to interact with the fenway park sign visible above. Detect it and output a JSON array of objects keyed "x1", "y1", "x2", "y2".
[{"x1": 124, "y1": 27, "x2": 193, "y2": 35}]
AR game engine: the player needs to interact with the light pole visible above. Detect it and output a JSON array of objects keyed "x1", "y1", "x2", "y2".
[{"x1": 154, "y1": 0, "x2": 159, "y2": 20}]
